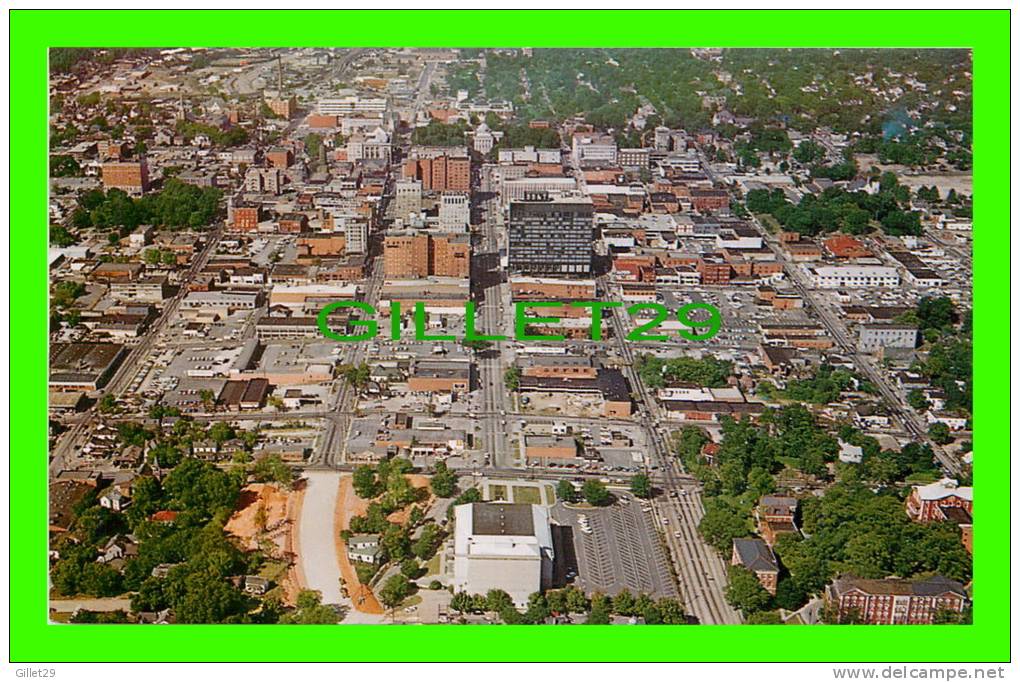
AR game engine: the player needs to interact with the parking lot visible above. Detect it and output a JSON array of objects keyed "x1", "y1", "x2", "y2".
[{"x1": 552, "y1": 495, "x2": 678, "y2": 599}]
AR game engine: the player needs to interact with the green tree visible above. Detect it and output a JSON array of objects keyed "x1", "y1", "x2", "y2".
[
  {"x1": 928, "y1": 423, "x2": 953, "y2": 445},
  {"x1": 198, "y1": 389, "x2": 215, "y2": 410},
  {"x1": 656, "y1": 598, "x2": 687, "y2": 624},
  {"x1": 907, "y1": 389, "x2": 930, "y2": 411},
  {"x1": 378, "y1": 574, "x2": 413, "y2": 609},
  {"x1": 162, "y1": 458, "x2": 241, "y2": 519},
  {"x1": 400, "y1": 558, "x2": 421, "y2": 579},
  {"x1": 208, "y1": 421, "x2": 236, "y2": 444},
  {"x1": 698, "y1": 499, "x2": 750, "y2": 553},
  {"x1": 352, "y1": 465, "x2": 381, "y2": 499},
  {"x1": 49, "y1": 224, "x2": 78, "y2": 247},
  {"x1": 450, "y1": 591, "x2": 473, "y2": 613},
  {"x1": 725, "y1": 565, "x2": 772, "y2": 614},
  {"x1": 339, "y1": 363, "x2": 371, "y2": 389},
  {"x1": 582, "y1": 480, "x2": 611, "y2": 507},
  {"x1": 430, "y1": 461, "x2": 458, "y2": 498},
  {"x1": 630, "y1": 473, "x2": 652, "y2": 499},
  {"x1": 746, "y1": 610, "x2": 784, "y2": 624},
  {"x1": 280, "y1": 590, "x2": 339, "y2": 624},
  {"x1": 251, "y1": 454, "x2": 295, "y2": 488},
  {"x1": 587, "y1": 593, "x2": 612, "y2": 624},
  {"x1": 304, "y1": 133, "x2": 323, "y2": 159},
  {"x1": 556, "y1": 479, "x2": 578, "y2": 503},
  {"x1": 411, "y1": 523, "x2": 443, "y2": 560},
  {"x1": 485, "y1": 589, "x2": 514, "y2": 612},
  {"x1": 503, "y1": 366, "x2": 521, "y2": 391},
  {"x1": 97, "y1": 394, "x2": 119, "y2": 415}
]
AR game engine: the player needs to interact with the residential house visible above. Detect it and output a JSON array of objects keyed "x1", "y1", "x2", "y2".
[{"x1": 347, "y1": 534, "x2": 382, "y2": 564}]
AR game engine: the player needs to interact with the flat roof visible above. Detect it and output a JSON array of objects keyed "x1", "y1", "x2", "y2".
[{"x1": 470, "y1": 503, "x2": 535, "y2": 537}]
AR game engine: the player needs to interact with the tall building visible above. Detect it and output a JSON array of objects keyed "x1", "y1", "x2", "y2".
[
  {"x1": 345, "y1": 220, "x2": 369, "y2": 255},
  {"x1": 571, "y1": 132, "x2": 618, "y2": 167},
  {"x1": 393, "y1": 180, "x2": 423, "y2": 220},
  {"x1": 472, "y1": 122, "x2": 495, "y2": 154},
  {"x1": 264, "y1": 92, "x2": 296, "y2": 119},
  {"x1": 345, "y1": 127, "x2": 392, "y2": 163},
  {"x1": 438, "y1": 193, "x2": 470, "y2": 231},
  {"x1": 101, "y1": 159, "x2": 149, "y2": 195},
  {"x1": 384, "y1": 232, "x2": 469, "y2": 279},
  {"x1": 244, "y1": 167, "x2": 282, "y2": 195},
  {"x1": 452, "y1": 503, "x2": 554, "y2": 609},
  {"x1": 403, "y1": 147, "x2": 471, "y2": 192},
  {"x1": 508, "y1": 194, "x2": 594, "y2": 276}
]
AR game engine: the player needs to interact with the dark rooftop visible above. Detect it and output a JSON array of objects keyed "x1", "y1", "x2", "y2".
[{"x1": 471, "y1": 503, "x2": 535, "y2": 537}]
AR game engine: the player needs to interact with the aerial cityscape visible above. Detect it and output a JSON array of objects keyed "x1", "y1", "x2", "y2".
[{"x1": 47, "y1": 47, "x2": 973, "y2": 626}]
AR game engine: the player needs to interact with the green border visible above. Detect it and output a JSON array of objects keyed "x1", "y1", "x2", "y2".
[{"x1": 11, "y1": 9, "x2": 1009, "y2": 663}]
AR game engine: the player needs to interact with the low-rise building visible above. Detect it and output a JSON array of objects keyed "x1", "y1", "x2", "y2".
[
  {"x1": 857, "y1": 324, "x2": 919, "y2": 353},
  {"x1": 810, "y1": 265, "x2": 901, "y2": 288},
  {"x1": 347, "y1": 534, "x2": 382, "y2": 564},
  {"x1": 905, "y1": 478, "x2": 973, "y2": 523},
  {"x1": 452, "y1": 503, "x2": 555, "y2": 609},
  {"x1": 825, "y1": 575, "x2": 967, "y2": 624},
  {"x1": 731, "y1": 538, "x2": 779, "y2": 595}
]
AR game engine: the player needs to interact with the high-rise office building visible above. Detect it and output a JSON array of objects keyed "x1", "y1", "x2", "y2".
[
  {"x1": 438, "y1": 192, "x2": 470, "y2": 231},
  {"x1": 507, "y1": 194, "x2": 594, "y2": 276}
]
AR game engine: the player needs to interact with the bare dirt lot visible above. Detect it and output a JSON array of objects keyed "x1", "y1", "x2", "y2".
[{"x1": 225, "y1": 482, "x2": 304, "y2": 605}]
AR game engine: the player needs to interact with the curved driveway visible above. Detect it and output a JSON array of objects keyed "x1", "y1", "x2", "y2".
[{"x1": 297, "y1": 471, "x2": 344, "y2": 606}]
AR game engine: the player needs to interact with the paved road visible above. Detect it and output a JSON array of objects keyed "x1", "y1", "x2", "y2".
[
  {"x1": 296, "y1": 471, "x2": 345, "y2": 606},
  {"x1": 50, "y1": 226, "x2": 225, "y2": 475},
  {"x1": 754, "y1": 217, "x2": 960, "y2": 475},
  {"x1": 603, "y1": 283, "x2": 742, "y2": 624},
  {"x1": 50, "y1": 597, "x2": 133, "y2": 613}
]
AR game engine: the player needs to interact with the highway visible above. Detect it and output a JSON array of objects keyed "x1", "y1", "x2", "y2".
[
  {"x1": 603, "y1": 280, "x2": 742, "y2": 625},
  {"x1": 473, "y1": 195, "x2": 511, "y2": 467},
  {"x1": 312, "y1": 257, "x2": 385, "y2": 468}
]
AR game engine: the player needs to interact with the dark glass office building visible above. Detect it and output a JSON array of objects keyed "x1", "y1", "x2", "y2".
[{"x1": 507, "y1": 193, "x2": 594, "y2": 276}]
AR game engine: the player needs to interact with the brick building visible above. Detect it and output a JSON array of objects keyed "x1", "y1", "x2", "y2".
[
  {"x1": 403, "y1": 153, "x2": 471, "y2": 192},
  {"x1": 825, "y1": 575, "x2": 967, "y2": 624},
  {"x1": 731, "y1": 538, "x2": 779, "y2": 595},
  {"x1": 905, "y1": 478, "x2": 973, "y2": 523},
  {"x1": 101, "y1": 159, "x2": 149, "y2": 195},
  {"x1": 231, "y1": 203, "x2": 261, "y2": 232},
  {"x1": 266, "y1": 147, "x2": 293, "y2": 169},
  {"x1": 383, "y1": 232, "x2": 469, "y2": 279},
  {"x1": 755, "y1": 495, "x2": 800, "y2": 546}
]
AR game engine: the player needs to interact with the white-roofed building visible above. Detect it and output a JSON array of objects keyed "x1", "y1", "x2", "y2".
[
  {"x1": 809, "y1": 265, "x2": 901, "y2": 288},
  {"x1": 452, "y1": 503, "x2": 554, "y2": 608}
]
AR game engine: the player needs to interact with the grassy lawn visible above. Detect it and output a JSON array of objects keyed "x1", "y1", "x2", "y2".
[
  {"x1": 258, "y1": 559, "x2": 289, "y2": 582},
  {"x1": 401, "y1": 594, "x2": 424, "y2": 608},
  {"x1": 904, "y1": 471, "x2": 941, "y2": 484},
  {"x1": 776, "y1": 455, "x2": 800, "y2": 470},
  {"x1": 512, "y1": 486, "x2": 542, "y2": 505},
  {"x1": 424, "y1": 553, "x2": 441, "y2": 577},
  {"x1": 488, "y1": 484, "x2": 508, "y2": 501},
  {"x1": 544, "y1": 485, "x2": 555, "y2": 504},
  {"x1": 755, "y1": 212, "x2": 781, "y2": 234}
]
